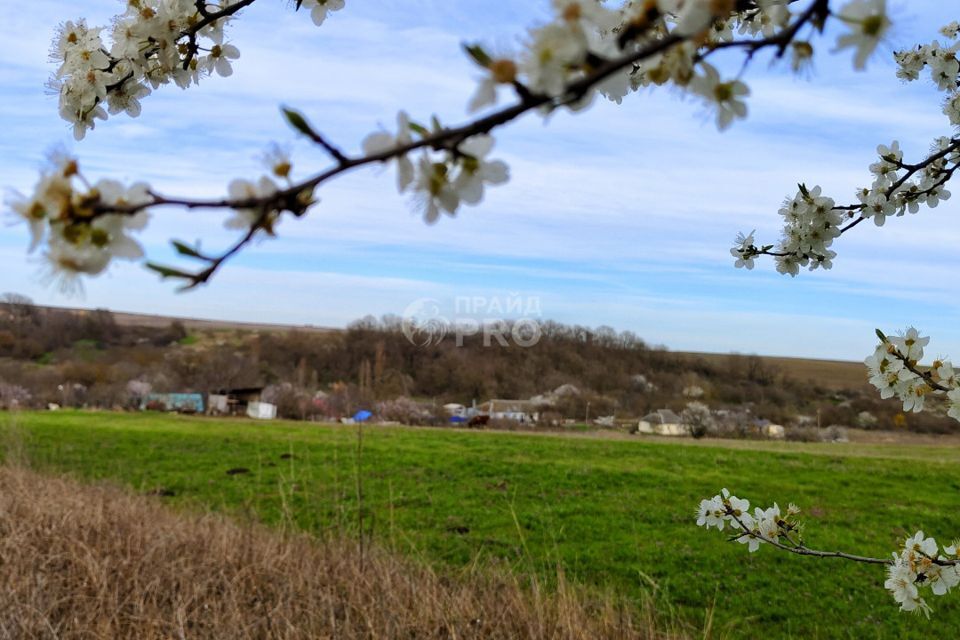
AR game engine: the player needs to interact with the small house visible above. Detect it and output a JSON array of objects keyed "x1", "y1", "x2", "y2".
[
  {"x1": 638, "y1": 409, "x2": 685, "y2": 436},
  {"x1": 764, "y1": 424, "x2": 786, "y2": 439},
  {"x1": 209, "y1": 387, "x2": 266, "y2": 417},
  {"x1": 478, "y1": 399, "x2": 539, "y2": 423}
]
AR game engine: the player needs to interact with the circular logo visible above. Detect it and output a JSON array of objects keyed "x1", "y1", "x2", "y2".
[
  {"x1": 511, "y1": 317, "x2": 543, "y2": 348},
  {"x1": 401, "y1": 298, "x2": 449, "y2": 347}
]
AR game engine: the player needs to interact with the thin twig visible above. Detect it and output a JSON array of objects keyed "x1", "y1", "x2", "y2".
[{"x1": 727, "y1": 510, "x2": 891, "y2": 565}]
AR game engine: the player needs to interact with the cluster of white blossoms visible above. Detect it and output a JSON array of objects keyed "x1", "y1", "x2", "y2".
[
  {"x1": 49, "y1": 0, "x2": 344, "y2": 140},
  {"x1": 885, "y1": 533, "x2": 960, "y2": 616},
  {"x1": 8, "y1": 153, "x2": 151, "y2": 290},
  {"x1": 465, "y1": 0, "x2": 891, "y2": 130},
  {"x1": 361, "y1": 113, "x2": 509, "y2": 224},
  {"x1": 466, "y1": 0, "x2": 761, "y2": 127},
  {"x1": 698, "y1": 490, "x2": 960, "y2": 616},
  {"x1": 733, "y1": 17, "x2": 960, "y2": 275},
  {"x1": 696, "y1": 489, "x2": 802, "y2": 552},
  {"x1": 865, "y1": 328, "x2": 960, "y2": 420}
]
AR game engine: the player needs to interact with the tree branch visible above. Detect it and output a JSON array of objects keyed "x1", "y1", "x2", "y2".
[
  {"x1": 727, "y1": 510, "x2": 889, "y2": 566},
  {"x1": 88, "y1": 5, "x2": 831, "y2": 287},
  {"x1": 744, "y1": 138, "x2": 960, "y2": 261}
]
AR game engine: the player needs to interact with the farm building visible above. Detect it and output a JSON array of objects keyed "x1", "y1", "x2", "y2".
[
  {"x1": 141, "y1": 393, "x2": 204, "y2": 414},
  {"x1": 638, "y1": 409, "x2": 685, "y2": 436},
  {"x1": 478, "y1": 399, "x2": 539, "y2": 423},
  {"x1": 763, "y1": 424, "x2": 786, "y2": 439},
  {"x1": 209, "y1": 387, "x2": 269, "y2": 417}
]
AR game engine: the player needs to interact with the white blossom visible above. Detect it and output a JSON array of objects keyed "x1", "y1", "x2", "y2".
[
  {"x1": 730, "y1": 230, "x2": 756, "y2": 270},
  {"x1": 362, "y1": 111, "x2": 416, "y2": 193},
  {"x1": 520, "y1": 22, "x2": 589, "y2": 97},
  {"x1": 225, "y1": 176, "x2": 279, "y2": 230},
  {"x1": 835, "y1": 0, "x2": 892, "y2": 70},
  {"x1": 452, "y1": 135, "x2": 510, "y2": 205},
  {"x1": 203, "y1": 42, "x2": 241, "y2": 78},
  {"x1": 301, "y1": 0, "x2": 345, "y2": 27},
  {"x1": 689, "y1": 62, "x2": 749, "y2": 131},
  {"x1": 467, "y1": 57, "x2": 518, "y2": 113},
  {"x1": 888, "y1": 327, "x2": 929, "y2": 361},
  {"x1": 412, "y1": 156, "x2": 460, "y2": 225},
  {"x1": 948, "y1": 388, "x2": 960, "y2": 421}
]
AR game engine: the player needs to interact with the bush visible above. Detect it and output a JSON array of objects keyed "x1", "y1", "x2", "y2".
[
  {"x1": 784, "y1": 426, "x2": 821, "y2": 442},
  {"x1": 376, "y1": 397, "x2": 428, "y2": 425},
  {"x1": 0, "y1": 383, "x2": 31, "y2": 410},
  {"x1": 681, "y1": 402, "x2": 713, "y2": 439}
]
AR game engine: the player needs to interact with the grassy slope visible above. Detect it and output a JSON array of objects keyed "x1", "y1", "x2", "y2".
[
  {"x1": 677, "y1": 352, "x2": 868, "y2": 391},
  {"x1": 7, "y1": 411, "x2": 959, "y2": 639}
]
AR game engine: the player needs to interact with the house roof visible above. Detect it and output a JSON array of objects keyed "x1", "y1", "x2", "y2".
[
  {"x1": 215, "y1": 387, "x2": 265, "y2": 395},
  {"x1": 481, "y1": 399, "x2": 538, "y2": 413},
  {"x1": 641, "y1": 409, "x2": 682, "y2": 425}
]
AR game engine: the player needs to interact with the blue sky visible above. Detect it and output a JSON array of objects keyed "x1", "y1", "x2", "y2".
[{"x1": 1, "y1": 1, "x2": 958, "y2": 360}]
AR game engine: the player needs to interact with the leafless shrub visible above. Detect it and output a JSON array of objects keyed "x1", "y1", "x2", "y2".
[
  {"x1": 680, "y1": 402, "x2": 713, "y2": 439},
  {"x1": 0, "y1": 383, "x2": 30, "y2": 411},
  {"x1": 784, "y1": 426, "x2": 821, "y2": 442},
  {"x1": 375, "y1": 396, "x2": 427, "y2": 425}
]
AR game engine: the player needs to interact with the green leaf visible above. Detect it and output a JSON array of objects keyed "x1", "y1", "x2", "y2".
[
  {"x1": 875, "y1": 328, "x2": 888, "y2": 343},
  {"x1": 281, "y1": 106, "x2": 316, "y2": 138},
  {"x1": 171, "y1": 240, "x2": 206, "y2": 260},
  {"x1": 145, "y1": 262, "x2": 195, "y2": 281},
  {"x1": 408, "y1": 121, "x2": 430, "y2": 137},
  {"x1": 462, "y1": 43, "x2": 492, "y2": 68}
]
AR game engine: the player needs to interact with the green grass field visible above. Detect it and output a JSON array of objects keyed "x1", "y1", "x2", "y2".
[{"x1": 4, "y1": 411, "x2": 958, "y2": 638}]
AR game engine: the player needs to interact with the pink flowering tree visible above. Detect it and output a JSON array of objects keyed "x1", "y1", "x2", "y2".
[{"x1": 8, "y1": 0, "x2": 960, "y2": 616}]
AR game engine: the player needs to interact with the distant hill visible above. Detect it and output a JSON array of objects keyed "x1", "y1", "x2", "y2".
[
  {"x1": 38, "y1": 305, "x2": 337, "y2": 334},
  {"x1": 37, "y1": 304, "x2": 866, "y2": 390},
  {"x1": 3, "y1": 301, "x2": 950, "y2": 432}
]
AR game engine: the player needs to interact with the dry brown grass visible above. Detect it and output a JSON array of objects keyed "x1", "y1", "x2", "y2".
[{"x1": 0, "y1": 464, "x2": 688, "y2": 640}]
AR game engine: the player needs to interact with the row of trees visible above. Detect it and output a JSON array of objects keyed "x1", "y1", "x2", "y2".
[{"x1": 2, "y1": 298, "x2": 955, "y2": 431}]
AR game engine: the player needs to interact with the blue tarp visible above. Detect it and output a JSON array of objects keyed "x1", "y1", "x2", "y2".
[
  {"x1": 353, "y1": 410, "x2": 373, "y2": 422},
  {"x1": 449, "y1": 416, "x2": 467, "y2": 423}
]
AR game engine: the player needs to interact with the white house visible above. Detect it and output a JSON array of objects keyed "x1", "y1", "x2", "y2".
[
  {"x1": 764, "y1": 424, "x2": 786, "y2": 439},
  {"x1": 479, "y1": 399, "x2": 539, "y2": 423},
  {"x1": 638, "y1": 409, "x2": 686, "y2": 436}
]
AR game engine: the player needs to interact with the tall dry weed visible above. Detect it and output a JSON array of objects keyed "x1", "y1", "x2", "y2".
[{"x1": 0, "y1": 465, "x2": 692, "y2": 639}]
